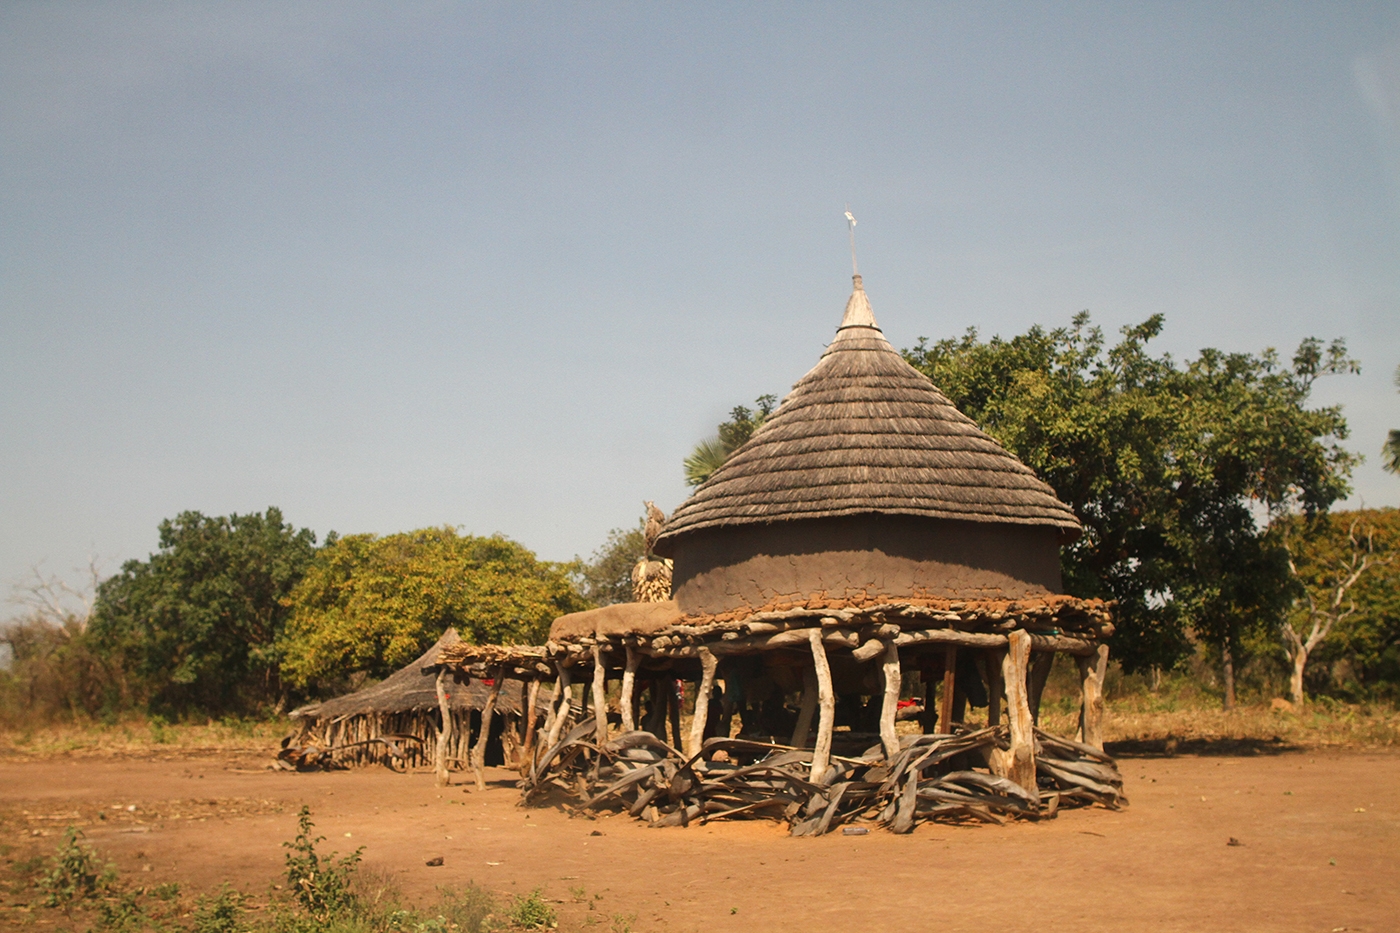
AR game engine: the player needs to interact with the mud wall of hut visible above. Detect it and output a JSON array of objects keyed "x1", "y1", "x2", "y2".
[{"x1": 668, "y1": 515, "x2": 1065, "y2": 614}]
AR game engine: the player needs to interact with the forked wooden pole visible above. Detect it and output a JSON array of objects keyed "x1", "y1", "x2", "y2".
[
  {"x1": 521, "y1": 678, "x2": 541, "y2": 771},
  {"x1": 434, "y1": 669, "x2": 453, "y2": 787},
  {"x1": 687, "y1": 646, "x2": 719, "y2": 759},
  {"x1": 1028, "y1": 651, "x2": 1054, "y2": 723},
  {"x1": 791, "y1": 664, "x2": 818, "y2": 747},
  {"x1": 939, "y1": 645, "x2": 958, "y2": 732},
  {"x1": 471, "y1": 664, "x2": 504, "y2": 790},
  {"x1": 985, "y1": 648, "x2": 1004, "y2": 727},
  {"x1": 1001, "y1": 630, "x2": 1036, "y2": 793},
  {"x1": 591, "y1": 646, "x2": 609, "y2": 745},
  {"x1": 1077, "y1": 643, "x2": 1109, "y2": 751},
  {"x1": 809, "y1": 628, "x2": 835, "y2": 783},
  {"x1": 619, "y1": 645, "x2": 639, "y2": 732},
  {"x1": 543, "y1": 663, "x2": 573, "y2": 754},
  {"x1": 879, "y1": 640, "x2": 901, "y2": 761}
]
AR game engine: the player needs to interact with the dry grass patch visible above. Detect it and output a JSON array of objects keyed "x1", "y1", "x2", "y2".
[{"x1": 0, "y1": 716, "x2": 292, "y2": 762}]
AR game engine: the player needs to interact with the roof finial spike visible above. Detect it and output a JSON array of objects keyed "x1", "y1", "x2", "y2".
[{"x1": 844, "y1": 206, "x2": 859, "y2": 279}]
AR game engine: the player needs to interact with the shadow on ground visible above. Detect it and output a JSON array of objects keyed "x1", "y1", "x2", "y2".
[{"x1": 1107, "y1": 735, "x2": 1300, "y2": 758}]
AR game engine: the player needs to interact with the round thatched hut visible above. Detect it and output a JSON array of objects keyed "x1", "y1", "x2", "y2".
[
  {"x1": 653, "y1": 274, "x2": 1080, "y2": 616},
  {"x1": 438, "y1": 273, "x2": 1120, "y2": 834},
  {"x1": 288, "y1": 628, "x2": 542, "y2": 773}
]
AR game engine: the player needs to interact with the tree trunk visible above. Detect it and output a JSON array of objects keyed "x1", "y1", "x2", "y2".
[
  {"x1": 1222, "y1": 642, "x2": 1236, "y2": 711},
  {"x1": 1289, "y1": 645, "x2": 1308, "y2": 706}
]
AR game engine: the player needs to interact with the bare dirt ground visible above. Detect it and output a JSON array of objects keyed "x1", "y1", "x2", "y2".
[{"x1": 2, "y1": 746, "x2": 1397, "y2": 933}]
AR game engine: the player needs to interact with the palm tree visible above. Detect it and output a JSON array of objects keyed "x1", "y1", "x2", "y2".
[
  {"x1": 683, "y1": 437, "x2": 730, "y2": 487},
  {"x1": 682, "y1": 395, "x2": 778, "y2": 487}
]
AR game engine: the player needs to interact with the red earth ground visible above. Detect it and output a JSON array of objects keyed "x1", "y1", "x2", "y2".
[{"x1": 2, "y1": 747, "x2": 1397, "y2": 932}]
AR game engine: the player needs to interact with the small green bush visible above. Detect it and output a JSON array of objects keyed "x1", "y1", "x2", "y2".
[
  {"x1": 39, "y1": 826, "x2": 114, "y2": 906},
  {"x1": 507, "y1": 888, "x2": 555, "y2": 929},
  {"x1": 191, "y1": 884, "x2": 247, "y2": 933},
  {"x1": 283, "y1": 806, "x2": 363, "y2": 920}
]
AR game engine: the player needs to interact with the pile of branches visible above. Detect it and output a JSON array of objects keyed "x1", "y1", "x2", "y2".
[
  {"x1": 524, "y1": 721, "x2": 1124, "y2": 835},
  {"x1": 273, "y1": 733, "x2": 423, "y2": 772}
]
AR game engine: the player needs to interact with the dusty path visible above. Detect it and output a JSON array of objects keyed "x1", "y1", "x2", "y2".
[{"x1": 2, "y1": 749, "x2": 1396, "y2": 932}]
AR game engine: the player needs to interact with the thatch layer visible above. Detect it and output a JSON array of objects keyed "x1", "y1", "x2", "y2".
[
  {"x1": 291, "y1": 629, "x2": 530, "y2": 720},
  {"x1": 655, "y1": 277, "x2": 1080, "y2": 549}
]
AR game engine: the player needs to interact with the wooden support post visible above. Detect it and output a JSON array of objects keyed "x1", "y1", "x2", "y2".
[
  {"x1": 985, "y1": 648, "x2": 1004, "y2": 727},
  {"x1": 686, "y1": 647, "x2": 719, "y2": 759},
  {"x1": 1077, "y1": 643, "x2": 1109, "y2": 751},
  {"x1": 591, "y1": 645, "x2": 608, "y2": 745},
  {"x1": 521, "y1": 678, "x2": 541, "y2": 772},
  {"x1": 1028, "y1": 651, "x2": 1054, "y2": 724},
  {"x1": 791, "y1": 663, "x2": 818, "y2": 747},
  {"x1": 619, "y1": 645, "x2": 639, "y2": 733},
  {"x1": 543, "y1": 664, "x2": 572, "y2": 754},
  {"x1": 434, "y1": 669, "x2": 452, "y2": 787},
  {"x1": 1001, "y1": 630, "x2": 1036, "y2": 794},
  {"x1": 939, "y1": 645, "x2": 958, "y2": 733},
  {"x1": 809, "y1": 628, "x2": 835, "y2": 783},
  {"x1": 471, "y1": 665, "x2": 504, "y2": 791},
  {"x1": 879, "y1": 640, "x2": 901, "y2": 762},
  {"x1": 667, "y1": 680, "x2": 683, "y2": 749}
]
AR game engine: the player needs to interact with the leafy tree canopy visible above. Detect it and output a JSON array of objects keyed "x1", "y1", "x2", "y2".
[
  {"x1": 279, "y1": 527, "x2": 588, "y2": 690},
  {"x1": 1273, "y1": 508, "x2": 1400, "y2": 699},
  {"x1": 683, "y1": 395, "x2": 777, "y2": 486},
  {"x1": 902, "y1": 313, "x2": 1358, "y2": 675},
  {"x1": 89, "y1": 508, "x2": 317, "y2": 715},
  {"x1": 575, "y1": 521, "x2": 647, "y2": 607}
]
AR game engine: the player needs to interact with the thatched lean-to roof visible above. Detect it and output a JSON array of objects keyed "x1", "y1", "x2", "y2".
[
  {"x1": 291, "y1": 628, "x2": 530, "y2": 722},
  {"x1": 654, "y1": 275, "x2": 1081, "y2": 551}
]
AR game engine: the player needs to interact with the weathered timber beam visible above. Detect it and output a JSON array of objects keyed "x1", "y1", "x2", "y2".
[
  {"x1": 809, "y1": 628, "x2": 835, "y2": 784},
  {"x1": 1002, "y1": 630, "x2": 1036, "y2": 793},
  {"x1": 591, "y1": 645, "x2": 608, "y2": 745},
  {"x1": 686, "y1": 646, "x2": 719, "y2": 759},
  {"x1": 619, "y1": 645, "x2": 639, "y2": 733},
  {"x1": 434, "y1": 669, "x2": 452, "y2": 787},
  {"x1": 471, "y1": 663, "x2": 504, "y2": 790},
  {"x1": 1027, "y1": 651, "x2": 1054, "y2": 724},
  {"x1": 879, "y1": 641, "x2": 901, "y2": 761},
  {"x1": 1077, "y1": 643, "x2": 1109, "y2": 752},
  {"x1": 791, "y1": 664, "x2": 818, "y2": 748},
  {"x1": 939, "y1": 645, "x2": 958, "y2": 730}
]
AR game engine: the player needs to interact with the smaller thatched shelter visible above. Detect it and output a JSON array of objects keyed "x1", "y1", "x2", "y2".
[{"x1": 289, "y1": 629, "x2": 541, "y2": 770}]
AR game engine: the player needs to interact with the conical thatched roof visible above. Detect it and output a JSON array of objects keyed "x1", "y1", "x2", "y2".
[
  {"x1": 290, "y1": 629, "x2": 528, "y2": 720},
  {"x1": 655, "y1": 275, "x2": 1081, "y2": 550}
]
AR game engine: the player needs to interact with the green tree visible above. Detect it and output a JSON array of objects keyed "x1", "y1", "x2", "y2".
[
  {"x1": 89, "y1": 508, "x2": 316, "y2": 715},
  {"x1": 1275, "y1": 508, "x2": 1400, "y2": 702},
  {"x1": 904, "y1": 314, "x2": 1358, "y2": 704},
  {"x1": 279, "y1": 527, "x2": 587, "y2": 690},
  {"x1": 683, "y1": 395, "x2": 777, "y2": 486},
  {"x1": 1385, "y1": 365, "x2": 1400, "y2": 475},
  {"x1": 575, "y1": 520, "x2": 647, "y2": 606}
]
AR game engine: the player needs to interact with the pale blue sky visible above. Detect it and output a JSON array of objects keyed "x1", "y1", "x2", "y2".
[{"x1": 3, "y1": 2, "x2": 1399, "y2": 609}]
